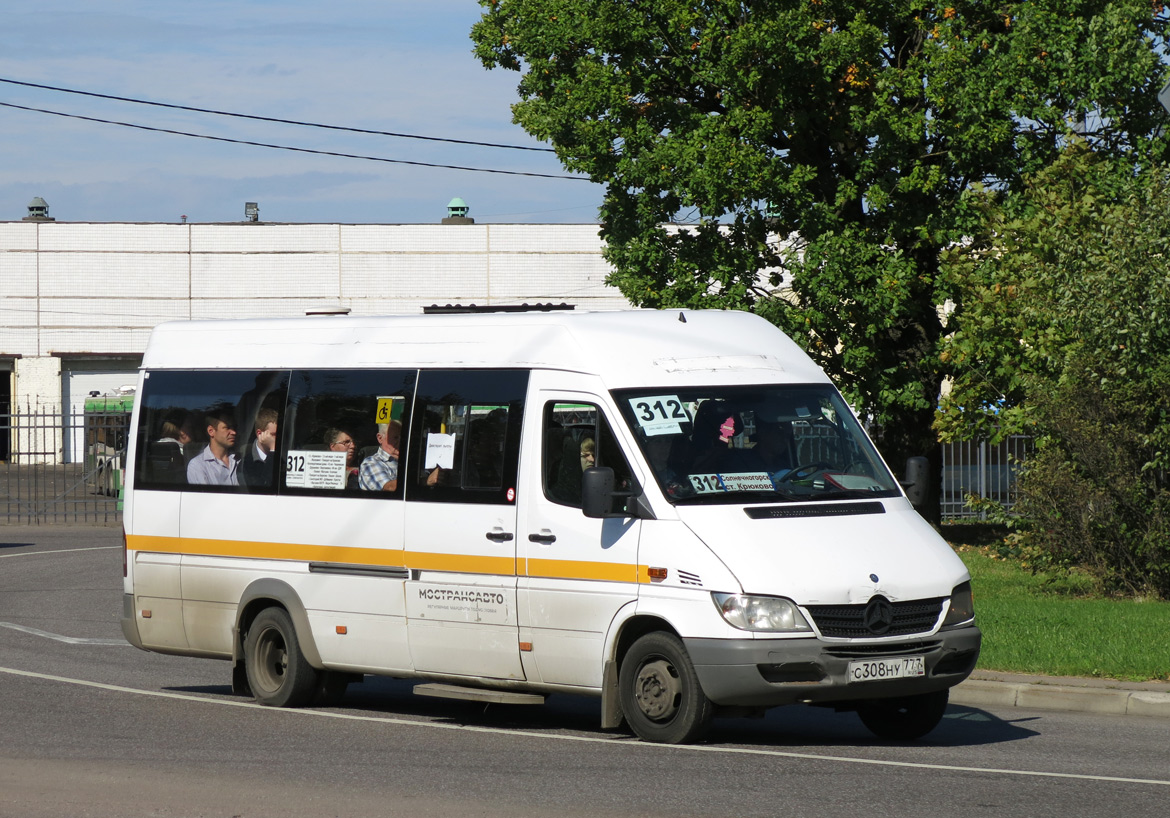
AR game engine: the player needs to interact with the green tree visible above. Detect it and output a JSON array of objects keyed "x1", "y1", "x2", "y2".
[
  {"x1": 940, "y1": 147, "x2": 1170, "y2": 595},
  {"x1": 473, "y1": 0, "x2": 1169, "y2": 520}
]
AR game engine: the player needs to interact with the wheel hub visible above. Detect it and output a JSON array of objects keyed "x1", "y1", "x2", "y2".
[
  {"x1": 255, "y1": 628, "x2": 289, "y2": 691},
  {"x1": 634, "y1": 659, "x2": 681, "y2": 721}
]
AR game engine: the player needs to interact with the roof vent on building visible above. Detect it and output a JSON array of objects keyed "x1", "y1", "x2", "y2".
[
  {"x1": 23, "y1": 197, "x2": 54, "y2": 222},
  {"x1": 442, "y1": 197, "x2": 474, "y2": 225},
  {"x1": 244, "y1": 202, "x2": 260, "y2": 222},
  {"x1": 305, "y1": 306, "x2": 352, "y2": 316}
]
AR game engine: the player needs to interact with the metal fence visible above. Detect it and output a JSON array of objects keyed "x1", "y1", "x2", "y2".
[
  {"x1": 940, "y1": 435, "x2": 1032, "y2": 520},
  {"x1": 0, "y1": 406, "x2": 128, "y2": 525},
  {"x1": 1, "y1": 404, "x2": 1027, "y2": 525}
]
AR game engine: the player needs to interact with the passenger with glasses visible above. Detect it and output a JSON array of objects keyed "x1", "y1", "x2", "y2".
[{"x1": 324, "y1": 427, "x2": 359, "y2": 490}]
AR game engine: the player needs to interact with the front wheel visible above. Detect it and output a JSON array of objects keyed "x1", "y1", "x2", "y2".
[
  {"x1": 619, "y1": 632, "x2": 713, "y2": 744},
  {"x1": 857, "y1": 689, "x2": 949, "y2": 740},
  {"x1": 244, "y1": 607, "x2": 319, "y2": 708}
]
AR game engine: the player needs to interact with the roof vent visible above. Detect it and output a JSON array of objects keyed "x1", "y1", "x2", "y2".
[
  {"x1": 423, "y1": 303, "x2": 574, "y2": 315},
  {"x1": 244, "y1": 202, "x2": 260, "y2": 222},
  {"x1": 305, "y1": 306, "x2": 352, "y2": 316},
  {"x1": 442, "y1": 197, "x2": 474, "y2": 225},
  {"x1": 23, "y1": 196, "x2": 54, "y2": 222}
]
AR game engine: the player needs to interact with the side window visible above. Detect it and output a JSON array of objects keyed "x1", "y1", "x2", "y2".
[
  {"x1": 282, "y1": 369, "x2": 416, "y2": 498},
  {"x1": 408, "y1": 370, "x2": 528, "y2": 505},
  {"x1": 543, "y1": 402, "x2": 634, "y2": 509},
  {"x1": 134, "y1": 370, "x2": 289, "y2": 494}
]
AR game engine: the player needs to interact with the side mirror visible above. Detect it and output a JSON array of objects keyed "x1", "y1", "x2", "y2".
[
  {"x1": 581, "y1": 466, "x2": 615, "y2": 519},
  {"x1": 902, "y1": 456, "x2": 929, "y2": 509}
]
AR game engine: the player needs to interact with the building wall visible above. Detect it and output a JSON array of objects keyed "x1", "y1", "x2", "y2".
[{"x1": 1, "y1": 221, "x2": 627, "y2": 416}]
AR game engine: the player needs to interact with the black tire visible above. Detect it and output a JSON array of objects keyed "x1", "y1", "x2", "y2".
[
  {"x1": 857, "y1": 688, "x2": 949, "y2": 740},
  {"x1": 619, "y1": 632, "x2": 713, "y2": 744},
  {"x1": 244, "y1": 607, "x2": 319, "y2": 708}
]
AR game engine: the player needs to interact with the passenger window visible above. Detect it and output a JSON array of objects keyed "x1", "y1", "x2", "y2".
[
  {"x1": 134, "y1": 370, "x2": 289, "y2": 494},
  {"x1": 543, "y1": 402, "x2": 634, "y2": 510},
  {"x1": 282, "y1": 370, "x2": 416, "y2": 498},
  {"x1": 408, "y1": 370, "x2": 527, "y2": 505}
]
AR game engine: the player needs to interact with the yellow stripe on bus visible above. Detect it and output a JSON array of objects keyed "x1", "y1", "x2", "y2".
[
  {"x1": 126, "y1": 535, "x2": 649, "y2": 583},
  {"x1": 524, "y1": 557, "x2": 638, "y2": 583},
  {"x1": 127, "y1": 534, "x2": 403, "y2": 566}
]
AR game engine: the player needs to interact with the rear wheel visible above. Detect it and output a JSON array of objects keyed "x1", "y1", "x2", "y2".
[
  {"x1": 244, "y1": 607, "x2": 319, "y2": 707},
  {"x1": 857, "y1": 689, "x2": 949, "y2": 740},
  {"x1": 619, "y1": 632, "x2": 713, "y2": 744}
]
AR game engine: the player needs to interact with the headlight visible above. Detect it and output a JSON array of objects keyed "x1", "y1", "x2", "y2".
[
  {"x1": 712, "y1": 593, "x2": 813, "y2": 633},
  {"x1": 941, "y1": 581, "x2": 975, "y2": 629}
]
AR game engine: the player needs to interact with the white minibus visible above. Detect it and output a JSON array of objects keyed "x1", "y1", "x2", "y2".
[{"x1": 121, "y1": 308, "x2": 979, "y2": 744}]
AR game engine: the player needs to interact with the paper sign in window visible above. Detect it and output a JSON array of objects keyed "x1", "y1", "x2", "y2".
[
  {"x1": 424, "y1": 433, "x2": 456, "y2": 469},
  {"x1": 627, "y1": 395, "x2": 689, "y2": 436},
  {"x1": 285, "y1": 450, "x2": 348, "y2": 490}
]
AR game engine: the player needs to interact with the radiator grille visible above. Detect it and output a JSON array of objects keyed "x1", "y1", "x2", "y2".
[{"x1": 805, "y1": 598, "x2": 945, "y2": 638}]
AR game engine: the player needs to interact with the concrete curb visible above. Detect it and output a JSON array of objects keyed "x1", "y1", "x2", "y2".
[{"x1": 950, "y1": 671, "x2": 1170, "y2": 719}]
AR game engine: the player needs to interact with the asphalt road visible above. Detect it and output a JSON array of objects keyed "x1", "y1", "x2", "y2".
[{"x1": 1, "y1": 526, "x2": 1168, "y2": 818}]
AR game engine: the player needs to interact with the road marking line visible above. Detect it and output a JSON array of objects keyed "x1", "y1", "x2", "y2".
[
  {"x1": 0, "y1": 665, "x2": 1166, "y2": 787},
  {"x1": 0, "y1": 622, "x2": 128, "y2": 646},
  {"x1": 0, "y1": 546, "x2": 119, "y2": 559}
]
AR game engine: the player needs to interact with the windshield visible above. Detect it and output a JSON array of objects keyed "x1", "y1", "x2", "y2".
[{"x1": 613, "y1": 384, "x2": 900, "y2": 505}]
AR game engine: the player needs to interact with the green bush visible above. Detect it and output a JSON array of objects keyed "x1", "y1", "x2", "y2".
[
  {"x1": 941, "y1": 149, "x2": 1170, "y2": 598},
  {"x1": 1012, "y1": 359, "x2": 1170, "y2": 598}
]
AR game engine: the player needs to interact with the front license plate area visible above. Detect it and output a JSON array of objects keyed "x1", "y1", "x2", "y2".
[{"x1": 847, "y1": 656, "x2": 925, "y2": 683}]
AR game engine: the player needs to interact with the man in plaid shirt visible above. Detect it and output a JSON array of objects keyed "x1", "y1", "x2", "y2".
[{"x1": 358, "y1": 420, "x2": 401, "y2": 492}]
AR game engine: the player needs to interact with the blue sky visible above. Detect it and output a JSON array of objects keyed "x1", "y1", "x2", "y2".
[{"x1": 0, "y1": 2, "x2": 604, "y2": 225}]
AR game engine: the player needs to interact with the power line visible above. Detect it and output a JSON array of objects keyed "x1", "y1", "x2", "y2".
[
  {"x1": 0, "y1": 101, "x2": 587, "y2": 181},
  {"x1": 0, "y1": 76, "x2": 555, "y2": 153}
]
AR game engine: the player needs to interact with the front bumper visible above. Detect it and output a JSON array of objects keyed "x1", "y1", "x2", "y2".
[{"x1": 684, "y1": 624, "x2": 981, "y2": 707}]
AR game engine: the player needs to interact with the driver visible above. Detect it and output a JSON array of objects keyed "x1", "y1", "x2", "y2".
[{"x1": 750, "y1": 418, "x2": 796, "y2": 484}]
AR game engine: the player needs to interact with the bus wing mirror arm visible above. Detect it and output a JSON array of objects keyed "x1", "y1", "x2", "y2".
[{"x1": 901, "y1": 456, "x2": 929, "y2": 509}]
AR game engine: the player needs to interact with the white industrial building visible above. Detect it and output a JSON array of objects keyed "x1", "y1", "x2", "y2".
[
  {"x1": 1, "y1": 199, "x2": 627, "y2": 464},
  {"x1": 1, "y1": 201, "x2": 627, "y2": 458}
]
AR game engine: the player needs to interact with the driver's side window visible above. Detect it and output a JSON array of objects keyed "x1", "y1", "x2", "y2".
[{"x1": 543, "y1": 402, "x2": 632, "y2": 509}]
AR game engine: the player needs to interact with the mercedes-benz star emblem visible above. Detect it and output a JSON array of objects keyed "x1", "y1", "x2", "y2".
[
  {"x1": 869, "y1": 573, "x2": 879, "y2": 583},
  {"x1": 863, "y1": 596, "x2": 894, "y2": 635}
]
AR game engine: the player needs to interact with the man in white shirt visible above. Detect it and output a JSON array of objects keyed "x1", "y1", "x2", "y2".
[{"x1": 186, "y1": 407, "x2": 240, "y2": 486}]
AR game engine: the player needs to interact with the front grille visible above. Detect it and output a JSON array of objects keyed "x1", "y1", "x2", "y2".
[
  {"x1": 805, "y1": 598, "x2": 945, "y2": 638},
  {"x1": 757, "y1": 662, "x2": 827, "y2": 684},
  {"x1": 823, "y1": 640, "x2": 940, "y2": 659}
]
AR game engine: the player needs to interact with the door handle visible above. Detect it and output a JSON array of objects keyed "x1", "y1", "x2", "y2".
[
  {"x1": 485, "y1": 530, "x2": 514, "y2": 542},
  {"x1": 528, "y1": 531, "x2": 556, "y2": 544}
]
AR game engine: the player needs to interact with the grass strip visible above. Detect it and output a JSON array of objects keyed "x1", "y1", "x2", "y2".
[{"x1": 948, "y1": 533, "x2": 1170, "y2": 682}]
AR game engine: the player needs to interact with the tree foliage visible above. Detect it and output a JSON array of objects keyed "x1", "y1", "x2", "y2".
[
  {"x1": 472, "y1": 1, "x2": 1170, "y2": 517},
  {"x1": 941, "y1": 147, "x2": 1170, "y2": 596}
]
